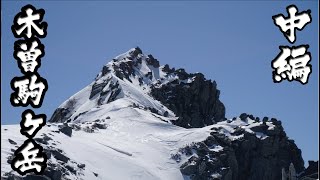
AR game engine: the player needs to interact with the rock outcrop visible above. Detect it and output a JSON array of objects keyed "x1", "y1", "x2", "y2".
[
  {"x1": 175, "y1": 115, "x2": 305, "y2": 180},
  {"x1": 299, "y1": 161, "x2": 319, "y2": 180},
  {"x1": 151, "y1": 71, "x2": 225, "y2": 128}
]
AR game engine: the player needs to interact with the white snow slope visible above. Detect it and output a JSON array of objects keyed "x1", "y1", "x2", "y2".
[{"x1": 1, "y1": 105, "x2": 272, "y2": 180}]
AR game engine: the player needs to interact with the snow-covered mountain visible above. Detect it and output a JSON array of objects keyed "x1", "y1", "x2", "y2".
[
  {"x1": 49, "y1": 47, "x2": 225, "y2": 128},
  {"x1": 1, "y1": 48, "x2": 315, "y2": 180}
]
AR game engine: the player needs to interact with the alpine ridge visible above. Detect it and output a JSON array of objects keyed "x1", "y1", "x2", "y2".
[
  {"x1": 49, "y1": 47, "x2": 225, "y2": 128},
  {"x1": 1, "y1": 48, "x2": 316, "y2": 180}
]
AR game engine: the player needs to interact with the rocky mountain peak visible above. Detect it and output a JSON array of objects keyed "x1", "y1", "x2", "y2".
[{"x1": 3, "y1": 48, "x2": 314, "y2": 180}]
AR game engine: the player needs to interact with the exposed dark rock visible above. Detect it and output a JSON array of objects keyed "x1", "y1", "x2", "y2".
[
  {"x1": 148, "y1": 107, "x2": 160, "y2": 115},
  {"x1": 49, "y1": 108, "x2": 70, "y2": 123},
  {"x1": 145, "y1": 71, "x2": 153, "y2": 80},
  {"x1": 255, "y1": 117, "x2": 260, "y2": 122},
  {"x1": 43, "y1": 149, "x2": 52, "y2": 159},
  {"x1": 163, "y1": 111, "x2": 169, "y2": 117},
  {"x1": 2, "y1": 173, "x2": 51, "y2": 180},
  {"x1": 90, "y1": 80, "x2": 109, "y2": 99},
  {"x1": 179, "y1": 115, "x2": 305, "y2": 180},
  {"x1": 59, "y1": 124, "x2": 72, "y2": 137},
  {"x1": 204, "y1": 135, "x2": 217, "y2": 147},
  {"x1": 248, "y1": 114, "x2": 255, "y2": 120},
  {"x1": 178, "y1": 145, "x2": 193, "y2": 156},
  {"x1": 73, "y1": 111, "x2": 88, "y2": 121},
  {"x1": 175, "y1": 68, "x2": 188, "y2": 80},
  {"x1": 232, "y1": 127, "x2": 245, "y2": 136},
  {"x1": 263, "y1": 117, "x2": 269, "y2": 122},
  {"x1": 51, "y1": 149, "x2": 69, "y2": 163},
  {"x1": 212, "y1": 133, "x2": 232, "y2": 147},
  {"x1": 138, "y1": 77, "x2": 143, "y2": 86},
  {"x1": 49, "y1": 169, "x2": 62, "y2": 180},
  {"x1": 34, "y1": 138, "x2": 49, "y2": 145},
  {"x1": 129, "y1": 47, "x2": 143, "y2": 57},
  {"x1": 181, "y1": 163, "x2": 198, "y2": 175},
  {"x1": 78, "y1": 163, "x2": 86, "y2": 169},
  {"x1": 107, "y1": 88, "x2": 121, "y2": 103},
  {"x1": 2, "y1": 173, "x2": 23, "y2": 180},
  {"x1": 151, "y1": 72, "x2": 225, "y2": 128},
  {"x1": 162, "y1": 64, "x2": 175, "y2": 73},
  {"x1": 92, "y1": 123, "x2": 107, "y2": 129},
  {"x1": 7, "y1": 155, "x2": 13, "y2": 164},
  {"x1": 250, "y1": 123, "x2": 269, "y2": 133},
  {"x1": 171, "y1": 153, "x2": 182, "y2": 163},
  {"x1": 101, "y1": 66, "x2": 111, "y2": 76},
  {"x1": 3, "y1": 150, "x2": 83, "y2": 180},
  {"x1": 239, "y1": 113, "x2": 248, "y2": 121},
  {"x1": 65, "y1": 165, "x2": 77, "y2": 174},
  {"x1": 44, "y1": 146, "x2": 83, "y2": 179},
  {"x1": 146, "y1": 54, "x2": 160, "y2": 68},
  {"x1": 8, "y1": 139, "x2": 17, "y2": 145},
  {"x1": 300, "y1": 161, "x2": 319, "y2": 179}
]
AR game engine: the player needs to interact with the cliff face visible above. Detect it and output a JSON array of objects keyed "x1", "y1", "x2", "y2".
[
  {"x1": 151, "y1": 71, "x2": 225, "y2": 128},
  {"x1": 176, "y1": 115, "x2": 305, "y2": 180}
]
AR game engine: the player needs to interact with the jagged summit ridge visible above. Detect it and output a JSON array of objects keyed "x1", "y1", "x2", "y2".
[{"x1": 50, "y1": 47, "x2": 225, "y2": 127}]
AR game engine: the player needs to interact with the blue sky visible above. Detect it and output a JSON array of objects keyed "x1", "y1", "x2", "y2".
[{"x1": 1, "y1": 1, "x2": 318, "y2": 164}]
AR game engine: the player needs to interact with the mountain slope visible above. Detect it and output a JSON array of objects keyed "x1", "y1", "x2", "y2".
[
  {"x1": 49, "y1": 47, "x2": 225, "y2": 128},
  {"x1": 1, "y1": 48, "x2": 308, "y2": 180},
  {"x1": 2, "y1": 102, "x2": 215, "y2": 180}
]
